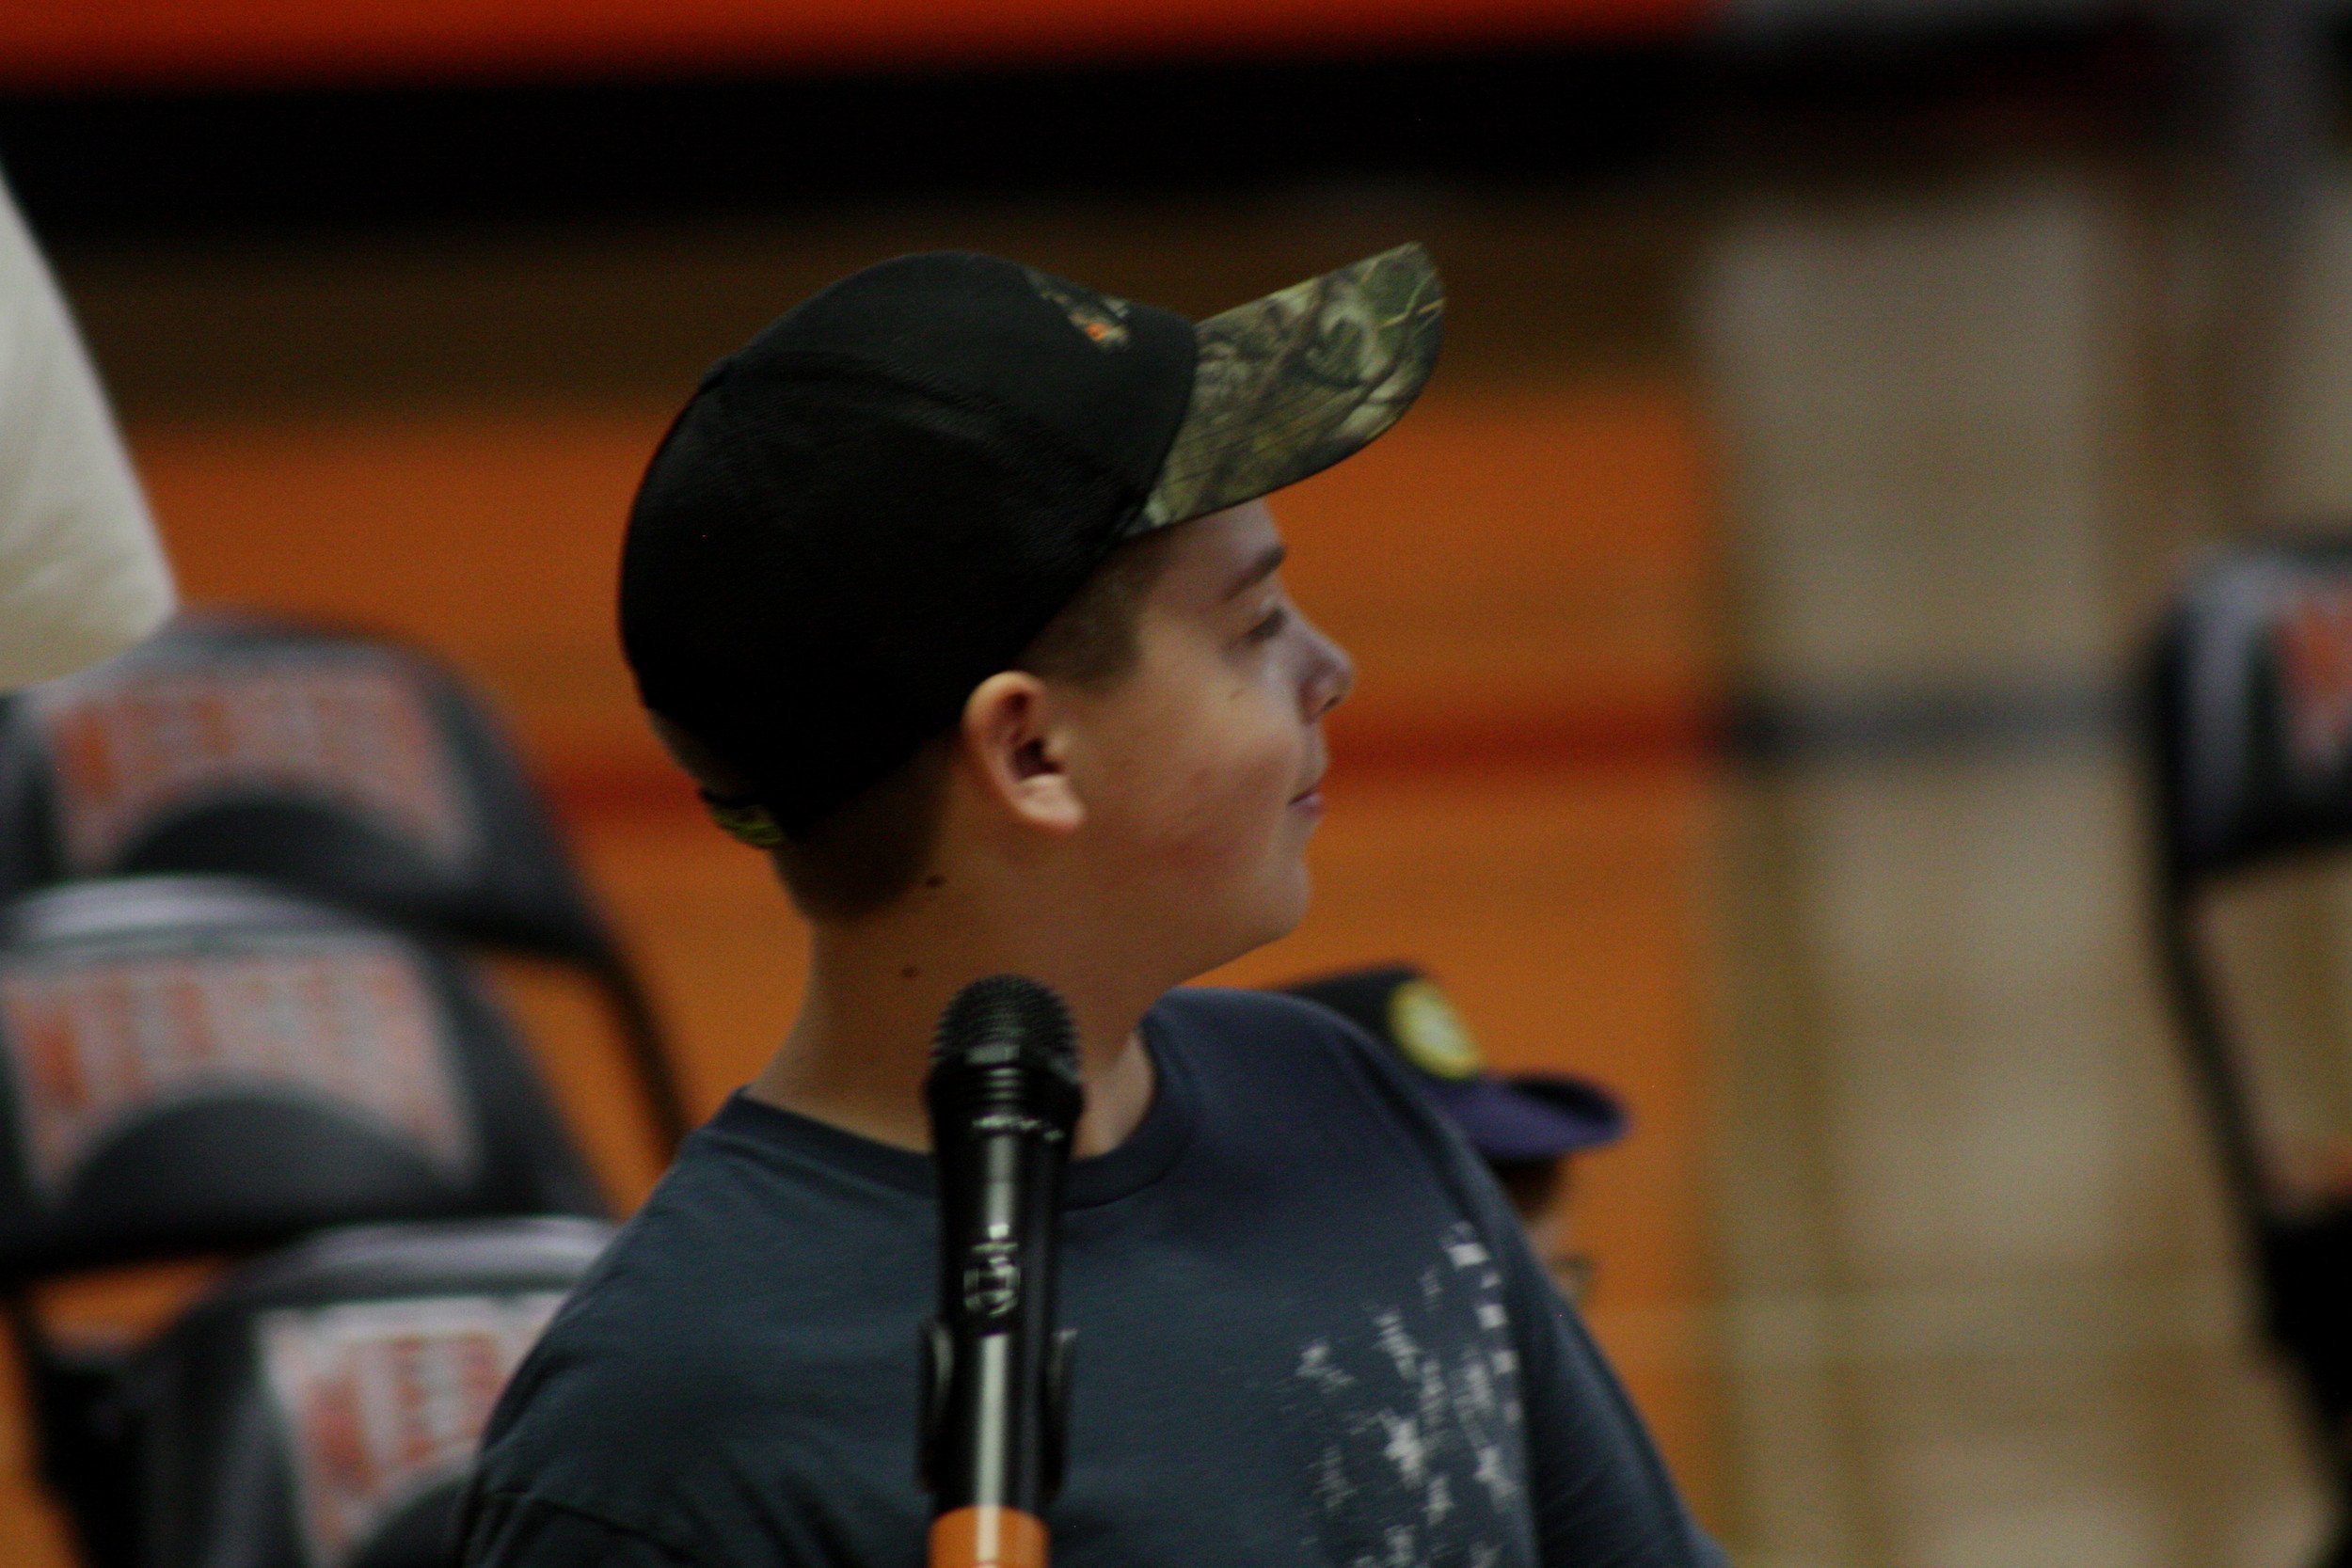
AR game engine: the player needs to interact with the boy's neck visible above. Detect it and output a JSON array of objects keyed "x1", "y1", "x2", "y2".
[{"x1": 746, "y1": 893, "x2": 1164, "y2": 1159}]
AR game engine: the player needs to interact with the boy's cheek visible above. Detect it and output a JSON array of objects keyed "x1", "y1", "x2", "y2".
[{"x1": 1115, "y1": 748, "x2": 1298, "y2": 877}]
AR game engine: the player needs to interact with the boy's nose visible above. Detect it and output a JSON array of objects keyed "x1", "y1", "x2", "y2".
[{"x1": 1306, "y1": 626, "x2": 1354, "y2": 721}]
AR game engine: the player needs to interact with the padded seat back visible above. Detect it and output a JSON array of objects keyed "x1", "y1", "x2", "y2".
[
  {"x1": 0, "y1": 612, "x2": 612, "y2": 964},
  {"x1": 0, "y1": 876, "x2": 605, "y2": 1282},
  {"x1": 2149, "y1": 539, "x2": 2352, "y2": 886},
  {"x1": 131, "y1": 1217, "x2": 612, "y2": 1568}
]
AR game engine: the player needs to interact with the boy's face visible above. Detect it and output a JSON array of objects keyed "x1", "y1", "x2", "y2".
[{"x1": 1057, "y1": 500, "x2": 1353, "y2": 974}]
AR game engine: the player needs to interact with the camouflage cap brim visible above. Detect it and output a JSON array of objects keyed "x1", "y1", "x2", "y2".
[{"x1": 1136, "y1": 243, "x2": 1443, "y2": 532}]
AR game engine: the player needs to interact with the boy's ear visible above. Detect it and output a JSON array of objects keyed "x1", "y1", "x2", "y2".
[{"x1": 961, "y1": 672, "x2": 1085, "y2": 833}]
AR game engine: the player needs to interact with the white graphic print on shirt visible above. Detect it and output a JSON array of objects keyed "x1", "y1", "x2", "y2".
[{"x1": 1286, "y1": 1223, "x2": 1534, "y2": 1568}]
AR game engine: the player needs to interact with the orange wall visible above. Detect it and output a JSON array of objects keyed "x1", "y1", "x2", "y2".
[{"x1": 2, "y1": 0, "x2": 1699, "y2": 90}]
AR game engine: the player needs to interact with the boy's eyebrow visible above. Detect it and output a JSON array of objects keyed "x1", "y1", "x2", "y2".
[{"x1": 1221, "y1": 543, "x2": 1288, "y2": 601}]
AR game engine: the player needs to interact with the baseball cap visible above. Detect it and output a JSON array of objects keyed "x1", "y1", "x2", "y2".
[
  {"x1": 621, "y1": 244, "x2": 1443, "y2": 841},
  {"x1": 1278, "y1": 964, "x2": 1628, "y2": 1164}
]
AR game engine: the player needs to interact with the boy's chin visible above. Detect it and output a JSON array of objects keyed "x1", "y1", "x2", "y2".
[
  {"x1": 1146, "y1": 855, "x2": 1312, "y2": 979},
  {"x1": 1216, "y1": 868, "x2": 1314, "y2": 963},
  {"x1": 1265, "y1": 865, "x2": 1313, "y2": 939}
]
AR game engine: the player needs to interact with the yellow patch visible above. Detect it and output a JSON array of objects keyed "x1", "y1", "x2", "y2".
[{"x1": 1388, "y1": 978, "x2": 1483, "y2": 1079}]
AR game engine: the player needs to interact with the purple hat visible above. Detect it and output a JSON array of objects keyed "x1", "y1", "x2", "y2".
[{"x1": 1277, "y1": 964, "x2": 1628, "y2": 1164}]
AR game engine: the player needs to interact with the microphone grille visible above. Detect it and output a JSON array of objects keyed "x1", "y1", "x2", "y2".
[{"x1": 931, "y1": 974, "x2": 1079, "y2": 1079}]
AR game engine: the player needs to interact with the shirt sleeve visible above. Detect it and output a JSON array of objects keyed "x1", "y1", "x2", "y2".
[
  {"x1": 1502, "y1": 1234, "x2": 1727, "y2": 1568},
  {"x1": 1297, "y1": 1000, "x2": 1728, "y2": 1568},
  {"x1": 0, "y1": 166, "x2": 173, "y2": 690}
]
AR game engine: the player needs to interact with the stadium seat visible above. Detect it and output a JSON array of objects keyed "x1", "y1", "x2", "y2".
[
  {"x1": 0, "y1": 611, "x2": 688, "y2": 1143},
  {"x1": 128, "y1": 1217, "x2": 612, "y2": 1568},
  {"x1": 0, "y1": 874, "x2": 609, "y2": 1568},
  {"x1": 2145, "y1": 537, "x2": 2352, "y2": 1564},
  {"x1": 0, "y1": 875, "x2": 607, "y2": 1278}
]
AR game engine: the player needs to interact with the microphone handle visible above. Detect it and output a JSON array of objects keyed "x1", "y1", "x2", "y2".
[{"x1": 923, "y1": 1116, "x2": 1075, "y2": 1568}]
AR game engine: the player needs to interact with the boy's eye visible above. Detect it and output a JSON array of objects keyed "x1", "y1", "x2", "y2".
[{"x1": 1245, "y1": 606, "x2": 1290, "y2": 644}]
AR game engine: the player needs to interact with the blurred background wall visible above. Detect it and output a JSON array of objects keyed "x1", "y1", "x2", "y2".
[{"x1": 7, "y1": 4, "x2": 2352, "y2": 1566}]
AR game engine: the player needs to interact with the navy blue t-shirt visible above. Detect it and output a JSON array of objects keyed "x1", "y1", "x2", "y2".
[{"x1": 455, "y1": 989, "x2": 1722, "y2": 1568}]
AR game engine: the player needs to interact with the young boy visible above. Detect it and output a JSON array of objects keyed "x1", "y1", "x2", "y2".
[{"x1": 456, "y1": 245, "x2": 1723, "y2": 1568}]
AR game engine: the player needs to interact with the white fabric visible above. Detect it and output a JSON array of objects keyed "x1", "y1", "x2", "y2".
[{"x1": 0, "y1": 171, "x2": 172, "y2": 691}]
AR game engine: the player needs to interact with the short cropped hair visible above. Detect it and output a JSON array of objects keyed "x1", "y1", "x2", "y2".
[{"x1": 766, "y1": 528, "x2": 1180, "y2": 920}]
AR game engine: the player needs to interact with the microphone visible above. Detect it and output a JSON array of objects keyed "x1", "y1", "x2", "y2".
[{"x1": 920, "y1": 975, "x2": 1084, "y2": 1568}]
